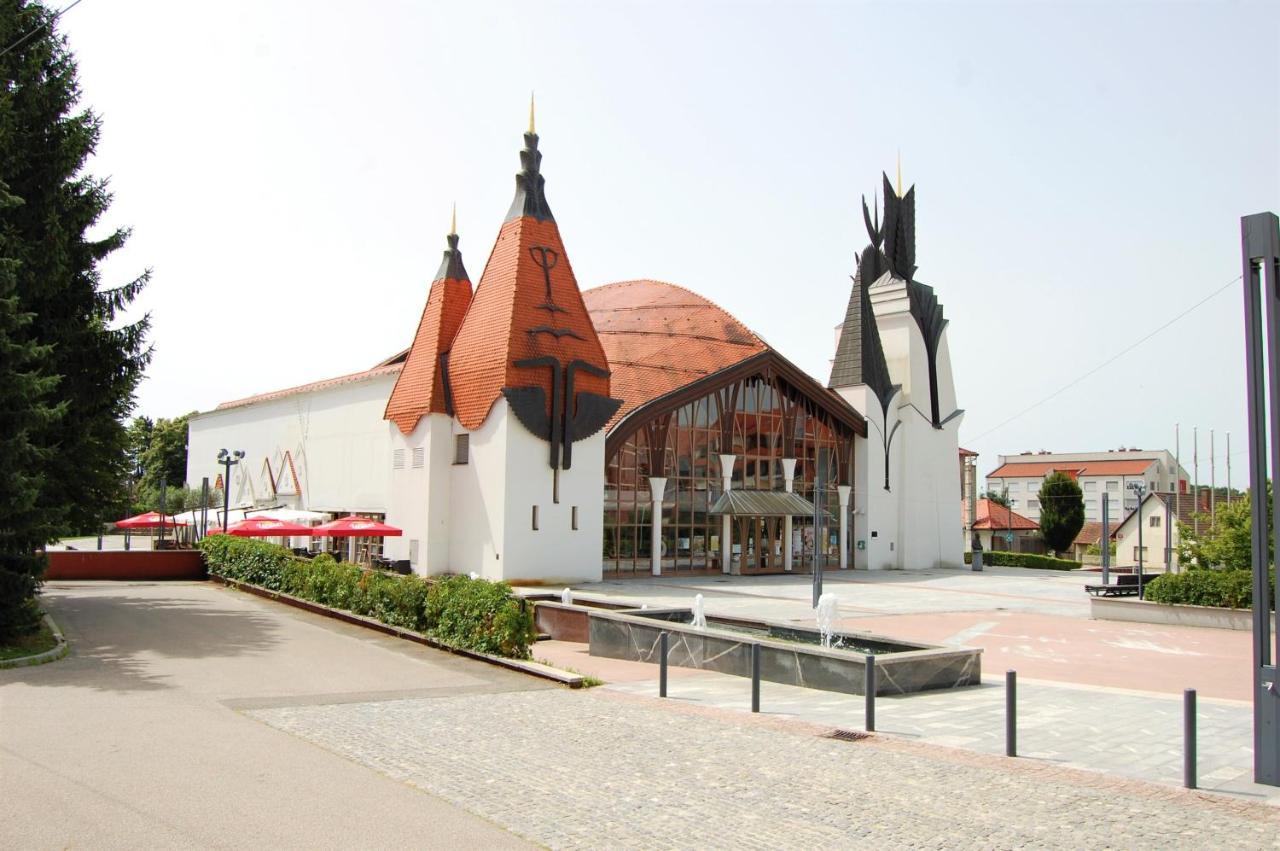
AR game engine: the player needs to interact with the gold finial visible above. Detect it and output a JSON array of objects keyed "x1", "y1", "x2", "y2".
[
  {"x1": 449, "y1": 202, "x2": 456, "y2": 236},
  {"x1": 528, "y1": 92, "x2": 536, "y2": 134},
  {"x1": 896, "y1": 150, "x2": 903, "y2": 196}
]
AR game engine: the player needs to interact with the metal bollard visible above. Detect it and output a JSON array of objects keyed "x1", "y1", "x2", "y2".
[
  {"x1": 1185, "y1": 688, "x2": 1197, "y2": 789},
  {"x1": 751, "y1": 644, "x2": 761, "y2": 713},
  {"x1": 659, "y1": 632, "x2": 669, "y2": 698},
  {"x1": 865, "y1": 654, "x2": 876, "y2": 732},
  {"x1": 1006, "y1": 669, "x2": 1017, "y2": 757}
]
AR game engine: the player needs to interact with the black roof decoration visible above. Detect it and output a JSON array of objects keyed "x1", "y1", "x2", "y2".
[
  {"x1": 433, "y1": 232, "x2": 469, "y2": 283},
  {"x1": 829, "y1": 263, "x2": 897, "y2": 421},
  {"x1": 506, "y1": 132, "x2": 555, "y2": 223}
]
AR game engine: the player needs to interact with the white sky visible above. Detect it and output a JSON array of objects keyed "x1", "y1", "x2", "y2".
[{"x1": 59, "y1": 0, "x2": 1279, "y2": 484}]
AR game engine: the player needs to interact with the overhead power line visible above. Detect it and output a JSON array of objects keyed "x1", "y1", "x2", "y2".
[
  {"x1": 967, "y1": 273, "x2": 1243, "y2": 443},
  {"x1": 0, "y1": 0, "x2": 87, "y2": 60}
]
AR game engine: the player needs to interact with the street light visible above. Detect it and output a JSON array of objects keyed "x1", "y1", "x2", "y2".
[
  {"x1": 1128, "y1": 480, "x2": 1148, "y2": 598},
  {"x1": 216, "y1": 449, "x2": 245, "y2": 534}
]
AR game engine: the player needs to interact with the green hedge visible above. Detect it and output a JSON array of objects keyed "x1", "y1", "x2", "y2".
[
  {"x1": 1144, "y1": 568, "x2": 1275, "y2": 611},
  {"x1": 199, "y1": 536, "x2": 535, "y2": 658},
  {"x1": 963, "y1": 550, "x2": 1081, "y2": 571}
]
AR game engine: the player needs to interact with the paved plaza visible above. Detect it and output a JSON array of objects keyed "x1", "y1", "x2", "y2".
[{"x1": 5, "y1": 575, "x2": 1277, "y2": 849}]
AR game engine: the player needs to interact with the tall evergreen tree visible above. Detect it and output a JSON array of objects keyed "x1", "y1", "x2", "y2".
[
  {"x1": 0, "y1": 1, "x2": 151, "y2": 637},
  {"x1": 1037, "y1": 472, "x2": 1085, "y2": 556},
  {"x1": 0, "y1": 181, "x2": 61, "y2": 640}
]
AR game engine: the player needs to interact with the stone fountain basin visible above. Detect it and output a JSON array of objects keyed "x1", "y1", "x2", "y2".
[{"x1": 587, "y1": 607, "x2": 982, "y2": 696}]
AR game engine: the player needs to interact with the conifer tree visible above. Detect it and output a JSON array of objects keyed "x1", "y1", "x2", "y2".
[
  {"x1": 1037, "y1": 472, "x2": 1085, "y2": 556},
  {"x1": 0, "y1": 1, "x2": 151, "y2": 638}
]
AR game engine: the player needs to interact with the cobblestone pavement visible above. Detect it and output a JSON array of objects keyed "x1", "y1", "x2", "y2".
[
  {"x1": 248, "y1": 688, "x2": 1280, "y2": 850},
  {"x1": 608, "y1": 670, "x2": 1263, "y2": 798}
]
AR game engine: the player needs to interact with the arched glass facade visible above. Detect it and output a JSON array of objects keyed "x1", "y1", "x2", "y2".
[{"x1": 604, "y1": 367, "x2": 858, "y2": 576}]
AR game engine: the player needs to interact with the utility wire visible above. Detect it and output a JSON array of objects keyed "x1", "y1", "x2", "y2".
[
  {"x1": 967, "y1": 274, "x2": 1243, "y2": 443},
  {"x1": 0, "y1": 0, "x2": 87, "y2": 60}
]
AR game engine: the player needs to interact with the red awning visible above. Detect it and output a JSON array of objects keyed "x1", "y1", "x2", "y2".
[
  {"x1": 115, "y1": 511, "x2": 187, "y2": 529},
  {"x1": 224, "y1": 517, "x2": 315, "y2": 537},
  {"x1": 311, "y1": 515, "x2": 403, "y2": 537}
]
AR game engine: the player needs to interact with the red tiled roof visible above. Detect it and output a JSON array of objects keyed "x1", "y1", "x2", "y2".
[
  {"x1": 959, "y1": 446, "x2": 978, "y2": 457},
  {"x1": 447, "y1": 216, "x2": 610, "y2": 430},
  {"x1": 987, "y1": 458, "x2": 1156, "y2": 479},
  {"x1": 384, "y1": 240, "x2": 473, "y2": 434},
  {"x1": 215, "y1": 363, "x2": 403, "y2": 411},
  {"x1": 1072, "y1": 521, "x2": 1109, "y2": 547},
  {"x1": 583, "y1": 280, "x2": 768, "y2": 429},
  {"x1": 972, "y1": 498, "x2": 1039, "y2": 530}
]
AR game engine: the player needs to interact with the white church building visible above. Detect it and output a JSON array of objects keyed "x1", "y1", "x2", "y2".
[{"x1": 187, "y1": 122, "x2": 963, "y2": 584}]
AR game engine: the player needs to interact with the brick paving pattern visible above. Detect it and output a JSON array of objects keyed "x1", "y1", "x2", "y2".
[{"x1": 249, "y1": 689, "x2": 1280, "y2": 850}]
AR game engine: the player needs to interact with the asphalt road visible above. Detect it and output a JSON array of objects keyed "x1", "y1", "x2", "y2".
[{"x1": 0, "y1": 581, "x2": 547, "y2": 850}]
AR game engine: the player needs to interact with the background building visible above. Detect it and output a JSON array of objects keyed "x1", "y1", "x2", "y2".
[{"x1": 985, "y1": 449, "x2": 1190, "y2": 523}]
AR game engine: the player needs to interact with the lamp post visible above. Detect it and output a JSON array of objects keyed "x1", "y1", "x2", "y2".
[
  {"x1": 217, "y1": 448, "x2": 245, "y2": 531},
  {"x1": 1128, "y1": 480, "x2": 1147, "y2": 599}
]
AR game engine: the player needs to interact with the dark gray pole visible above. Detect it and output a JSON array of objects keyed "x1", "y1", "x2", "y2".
[
  {"x1": 751, "y1": 643, "x2": 761, "y2": 713},
  {"x1": 222, "y1": 459, "x2": 232, "y2": 532},
  {"x1": 1006, "y1": 669, "x2": 1017, "y2": 757},
  {"x1": 1101, "y1": 492, "x2": 1110, "y2": 585},
  {"x1": 1242, "y1": 211, "x2": 1280, "y2": 785},
  {"x1": 1137, "y1": 489, "x2": 1144, "y2": 599},
  {"x1": 1165, "y1": 500, "x2": 1173, "y2": 574},
  {"x1": 864, "y1": 654, "x2": 876, "y2": 732},
  {"x1": 659, "y1": 631, "x2": 669, "y2": 698},
  {"x1": 1184, "y1": 688, "x2": 1197, "y2": 789}
]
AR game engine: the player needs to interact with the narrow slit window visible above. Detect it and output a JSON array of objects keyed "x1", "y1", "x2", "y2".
[
  {"x1": 453, "y1": 434, "x2": 469, "y2": 465},
  {"x1": 531, "y1": 505, "x2": 539, "y2": 531},
  {"x1": 571, "y1": 506, "x2": 579, "y2": 530}
]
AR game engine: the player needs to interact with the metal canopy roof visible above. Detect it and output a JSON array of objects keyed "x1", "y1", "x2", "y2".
[{"x1": 709, "y1": 490, "x2": 823, "y2": 517}]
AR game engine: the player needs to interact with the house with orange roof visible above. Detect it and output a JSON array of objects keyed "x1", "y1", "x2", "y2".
[{"x1": 188, "y1": 110, "x2": 971, "y2": 582}]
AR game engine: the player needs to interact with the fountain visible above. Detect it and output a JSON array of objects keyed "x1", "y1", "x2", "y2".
[
  {"x1": 561, "y1": 587, "x2": 573, "y2": 605},
  {"x1": 690, "y1": 593, "x2": 707, "y2": 629},
  {"x1": 816, "y1": 593, "x2": 839, "y2": 648}
]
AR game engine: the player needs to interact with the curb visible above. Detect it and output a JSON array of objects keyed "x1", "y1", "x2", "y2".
[
  {"x1": 0, "y1": 614, "x2": 70, "y2": 669},
  {"x1": 209, "y1": 573, "x2": 584, "y2": 688}
]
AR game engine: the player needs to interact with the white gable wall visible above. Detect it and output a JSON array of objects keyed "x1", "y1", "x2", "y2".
[{"x1": 186, "y1": 374, "x2": 397, "y2": 515}]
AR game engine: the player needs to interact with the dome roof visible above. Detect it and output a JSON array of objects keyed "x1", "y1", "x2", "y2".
[{"x1": 582, "y1": 280, "x2": 768, "y2": 429}]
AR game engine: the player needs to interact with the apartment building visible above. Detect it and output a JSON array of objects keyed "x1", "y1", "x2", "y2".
[{"x1": 985, "y1": 449, "x2": 1190, "y2": 524}]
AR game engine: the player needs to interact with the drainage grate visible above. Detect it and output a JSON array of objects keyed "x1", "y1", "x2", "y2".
[{"x1": 824, "y1": 729, "x2": 872, "y2": 742}]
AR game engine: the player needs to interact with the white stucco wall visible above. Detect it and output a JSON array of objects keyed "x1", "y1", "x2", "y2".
[
  {"x1": 186, "y1": 373, "x2": 397, "y2": 516},
  {"x1": 384, "y1": 413, "x2": 453, "y2": 574},
  {"x1": 840, "y1": 384, "x2": 903, "y2": 571}
]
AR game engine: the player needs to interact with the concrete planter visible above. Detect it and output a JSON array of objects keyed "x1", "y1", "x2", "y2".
[{"x1": 1091, "y1": 596, "x2": 1276, "y2": 631}]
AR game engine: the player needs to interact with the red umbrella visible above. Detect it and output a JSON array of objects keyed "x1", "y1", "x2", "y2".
[
  {"x1": 312, "y1": 515, "x2": 403, "y2": 537},
  {"x1": 224, "y1": 517, "x2": 315, "y2": 537},
  {"x1": 116, "y1": 511, "x2": 187, "y2": 529}
]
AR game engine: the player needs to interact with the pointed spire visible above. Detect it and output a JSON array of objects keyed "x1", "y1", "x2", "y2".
[
  {"x1": 449, "y1": 202, "x2": 457, "y2": 236},
  {"x1": 896, "y1": 150, "x2": 903, "y2": 197},
  {"x1": 434, "y1": 220, "x2": 469, "y2": 283},
  {"x1": 528, "y1": 91, "x2": 536, "y2": 134},
  {"x1": 506, "y1": 108, "x2": 554, "y2": 223}
]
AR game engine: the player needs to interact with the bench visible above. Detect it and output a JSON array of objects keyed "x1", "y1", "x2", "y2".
[{"x1": 1084, "y1": 574, "x2": 1150, "y2": 597}]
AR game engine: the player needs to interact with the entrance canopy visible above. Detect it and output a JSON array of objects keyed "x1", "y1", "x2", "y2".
[{"x1": 709, "y1": 490, "x2": 821, "y2": 517}]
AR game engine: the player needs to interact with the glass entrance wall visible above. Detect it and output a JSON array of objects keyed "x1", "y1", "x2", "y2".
[{"x1": 604, "y1": 373, "x2": 854, "y2": 576}]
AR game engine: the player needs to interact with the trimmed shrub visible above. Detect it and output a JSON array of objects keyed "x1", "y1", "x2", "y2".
[
  {"x1": 1144, "y1": 568, "x2": 1274, "y2": 610},
  {"x1": 426, "y1": 575, "x2": 537, "y2": 659},
  {"x1": 963, "y1": 550, "x2": 1081, "y2": 571},
  {"x1": 197, "y1": 536, "x2": 532, "y2": 657}
]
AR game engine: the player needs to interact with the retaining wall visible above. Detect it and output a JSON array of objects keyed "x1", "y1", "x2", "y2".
[{"x1": 44, "y1": 550, "x2": 206, "y2": 581}]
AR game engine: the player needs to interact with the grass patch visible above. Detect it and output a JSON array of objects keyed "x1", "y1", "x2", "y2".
[
  {"x1": 0, "y1": 621, "x2": 57, "y2": 661},
  {"x1": 537, "y1": 660, "x2": 604, "y2": 687}
]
